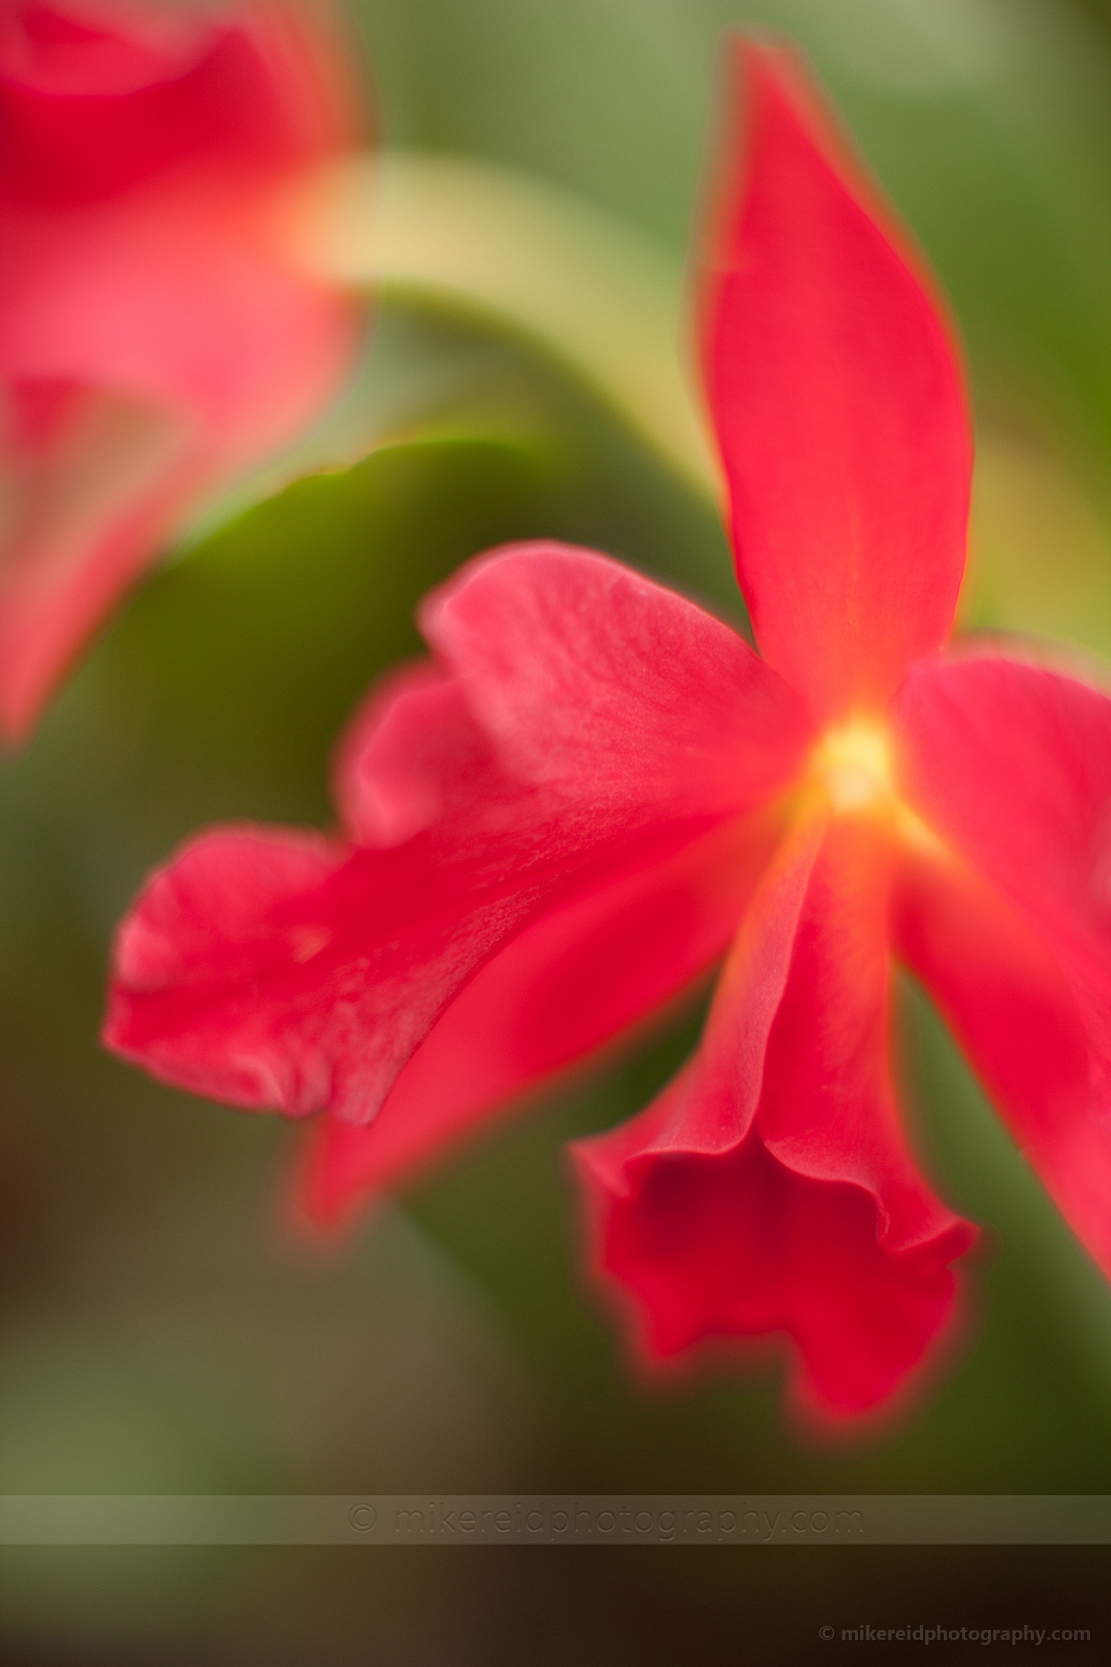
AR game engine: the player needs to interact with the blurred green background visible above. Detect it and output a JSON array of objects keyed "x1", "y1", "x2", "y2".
[{"x1": 6, "y1": 0, "x2": 1111, "y2": 1660}]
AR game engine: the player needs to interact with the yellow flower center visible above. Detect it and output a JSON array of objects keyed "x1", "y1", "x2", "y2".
[
  {"x1": 804, "y1": 717, "x2": 945, "y2": 857},
  {"x1": 809, "y1": 719, "x2": 894, "y2": 815}
]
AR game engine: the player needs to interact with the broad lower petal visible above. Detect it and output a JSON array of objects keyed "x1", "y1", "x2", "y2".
[
  {"x1": 894, "y1": 651, "x2": 1111, "y2": 1276},
  {"x1": 574, "y1": 815, "x2": 975, "y2": 1421},
  {"x1": 109, "y1": 813, "x2": 626, "y2": 1126},
  {"x1": 106, "y1": 541, "x2": 810, "y2": 1182},
  {"x1": 419, "y1": 541, "x2": 812, "y2": 823},
  {"x1": 699, "y1": 41, "x2": 971, "y2": 723},
  {"x1": 107, "y1": 666, "x2": 743, "y2": 1126},
  {"x1": 298, "y1": 808, "x2": 783, "y2": 1227}
]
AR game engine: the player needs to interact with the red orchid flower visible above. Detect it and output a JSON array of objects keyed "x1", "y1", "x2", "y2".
[
  {"x1": 104, "y1": 40, "x2": 1111, "y2": 1423},
  {"x1": 0, "y1": 0, "x2": 362, "y2": 739}
]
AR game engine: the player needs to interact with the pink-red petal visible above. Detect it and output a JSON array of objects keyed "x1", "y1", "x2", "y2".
[
  {"x1": 108, "y1": 537, "x2": 811, "y2": 1145},
  {"x1": 699, "y1": 41, "x2": 971, "y2": 722},
  {"x1": 333, "y1": 660, "x2": 504, "y2": 848},
  {"x1": 0, "y1": 2, "x2": 355, "y2": 205},
  {"x1": 106, "y1": 808, "x2": 675, "y2": 1126},
  {"x1": 106, "y1": 657, "x2": 752, "y2": 1125},
  {"x1": 109, "y1": 810, "x2": 636, "y2": 1127},
  {"x1": 574, "y1": 815, "x2": 975, "y2": 1421},
  {"x1": 894, "y1": 652, "x2": 1111, "y2": 1277},
  {"x1": 106, "y1": 824, "x2": 351, "y2": 1115},
  {"x1": 419, "y1": 541, "x2": 812, "y2": 823},
  {"x1": 299, "y1": 806, "x2": 784, "y2": 1228},
  {"x1": 0, "y1": 1, "x2": 361, "y2": 737}
]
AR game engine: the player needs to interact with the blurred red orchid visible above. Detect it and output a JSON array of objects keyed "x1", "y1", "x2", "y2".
[
  {"x1": 0, "y1": 0, "x2": 362, "y2": 739},
  {"x1": 104, "y1": 41, "x2": 1111, "y2": 1423}
]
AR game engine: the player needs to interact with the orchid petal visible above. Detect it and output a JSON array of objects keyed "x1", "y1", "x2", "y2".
[
  {"x1": 108, "y1": 813, "x2": 625, "y2": 1127},
  {"x1": 332, "y1": 660, "x2": 503, "y2": 848},
  {"x1": 894, "y1": 652, "x2": 1111, "y2": 1276},
  {"x1": 299, "y1": 807, "x2": 782, "y2": 1227},
  {"x1": 105, "y1": 810, "x2": 687, "y2": 1127},
  {"x1": 420, "y1": 541, "x2": 812, "y2": 821},
  {"x1": 0, "y1": 0, "x2": 361, "y2": 737},
  {"x1": 105, "y1": 824, "x2": 350, "y2": 1116},
  {"x1": 574, "y1": 816, "x2": 974, "y2": 1419},
  {"x1": 107, "y1": 619, "x2": 764, "y2": 1127},
  {"x1": 700, "y1": 41, "x2": 971, "y2": 722}
]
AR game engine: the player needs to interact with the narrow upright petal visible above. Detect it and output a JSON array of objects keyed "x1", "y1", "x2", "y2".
[
  {"x1": 0, "y1": 0, "x2": 362, "y2": 737},
  {"x1": 700, "y1": 41, "x2": 972, "y2": 721},
  {"x1": 575, "y1": 814, "x2": 975, "y2": 1419},
  {"x1": 894, "y1": 653, "x2": 1111, "y2": 1277}
]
